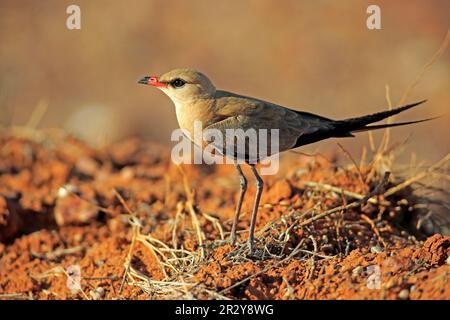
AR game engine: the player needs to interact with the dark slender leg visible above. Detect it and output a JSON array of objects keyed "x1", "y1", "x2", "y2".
[
  {"x1": 230, "y1": 164, "x2": 247, "y2": 245},
  {"x1": 248, "y1": 165, "x2": 264, "y2": 253}
]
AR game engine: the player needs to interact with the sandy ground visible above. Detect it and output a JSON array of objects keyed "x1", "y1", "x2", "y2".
[{"x1": 0, "y1": 133, "x2": 449, "y2": 300}]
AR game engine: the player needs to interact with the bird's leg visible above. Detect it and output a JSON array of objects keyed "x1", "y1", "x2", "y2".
[
  {"x1": 248, "y1": 164, "x2": 264, "y2": 254},
  {"x1": 230, "y1": 163, "x2": 247, "y2": 246}
]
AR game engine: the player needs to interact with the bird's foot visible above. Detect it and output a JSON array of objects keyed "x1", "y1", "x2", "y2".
[{"x1": 247, "y1": 238, "x2": 256, "y2": 255}]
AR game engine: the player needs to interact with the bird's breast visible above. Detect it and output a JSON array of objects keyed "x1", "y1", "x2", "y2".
[{"x1": 174, "y1": 100, "x2": 217, "y2": 144}]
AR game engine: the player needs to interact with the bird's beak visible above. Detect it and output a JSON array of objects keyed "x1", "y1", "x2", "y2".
[{"x1": 138, "y1": 75, "x2": 168, "y2": 88}]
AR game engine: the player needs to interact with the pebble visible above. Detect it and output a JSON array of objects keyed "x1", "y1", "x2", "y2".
[
  {"x1": 352, "y1": 266, "x2": 364, "y2": 275},
  {"x1": 90, "y1": 287, "x2": 106, "y2": 300},
  {"x1": 370, "y1": 246, "x2": 384, "y2": 254},
  {"x1": 295, "y1": 168, "x2": 307, "y2": 177},
  {"x1": 446, "y1": 256, "x2": 450, "y2": 265},
  {"x1": 94, "y1": 259, "x2": 105, "y2": 267},
  {"x1": 57, "y1": 184, "x2": 77, "y2": 198},
  {"x1": 398, "y1": 289, "x2": 409, "y2": 300}
]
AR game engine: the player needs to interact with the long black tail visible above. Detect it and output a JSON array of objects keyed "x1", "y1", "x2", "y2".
[{"x1": 334, "y1": 100, "x2": 434, "y2": 134}]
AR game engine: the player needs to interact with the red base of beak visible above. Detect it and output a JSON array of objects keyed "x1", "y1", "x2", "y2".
[{"x1": 138, "y1": 75, "x2": 167, "y2": 88}]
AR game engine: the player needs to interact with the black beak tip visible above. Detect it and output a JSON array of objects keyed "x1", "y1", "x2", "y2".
[{"x1": 138, "y1": 76, "x2": 150, "y2": 85}]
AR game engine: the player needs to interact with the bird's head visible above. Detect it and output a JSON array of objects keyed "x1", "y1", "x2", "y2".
[{"x1": 138, "y1": 68, "x2": 216, "y2": 104}]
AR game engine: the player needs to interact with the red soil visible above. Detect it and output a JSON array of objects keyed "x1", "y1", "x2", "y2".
[{"x1": 0, "y1": 135, "x2": 448, "y2": 300}]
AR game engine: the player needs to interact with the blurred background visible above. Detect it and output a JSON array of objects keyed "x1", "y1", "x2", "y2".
[{"x1": 0, "y1": 0, "x2": 448, "y2": 164}]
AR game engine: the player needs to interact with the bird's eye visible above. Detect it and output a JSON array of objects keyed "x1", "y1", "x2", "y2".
[{"x1": 171, "y1": 78, "x2": 186, "y2": 88}]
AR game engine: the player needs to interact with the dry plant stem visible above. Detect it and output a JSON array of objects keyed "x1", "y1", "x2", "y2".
[
  {"x1": 113, "y1": 189, "x2": 142, "y2": 298},
  {"x1": 361, "y1": 214, "x2": 388, "y2": 248},
  {"x1": 30, "y1": 246, "x2": 84, "y2": 261},
  {"x1": 256, "y1": 204, "x2": 321, "y2": 239},
  {"x1": 136, "y1": 234, "x2": 174, "y2": 276},
  {"x1": 300, "y1": 172, "x2": 390, "y2": 228},
  {"x1": 337, "y1": 142, "x2": 366, "y2": 188},
  {"x1": 296, "y1": 249, "x2": 334, "y2": 260},
  {"x1": 360, "y1": 146, "x2": 367, "y2": 169},
  {"x1": 0, "y1": 293, "x2": 32, "y2": 300},
  {"x1": 177, "y1": 165, "x2": 205, "y2": 259},
  {"x1": 118, "y1": 223, "x2": 138, "y2": 297},
  {"x1": 383, "y1": 153, "x2": 450, "y2": 197},
  {"x1": 202, "y1": 211, "x2": 225, "y2": 240},
  {"x1": 366, "y1": 86, "x2": 394, "y2": 183},
  {"x1": 25, "y1": 100, "x2": 48, "y2": 129},
  {"x1": 366, "y1": 31, "x2": 449, "y2": 183},
  {"x1": 308, "y1": 235, "x2": 318, "y2": 280},
  {"x1": 60, "y1": 268, "x2": 90, "y2": 300},
  {"x1": 218, "y1": 241, "x2": 305, "y2": 295},
  {"x1": 61, "y1": 185, "x2": 116, "y2": 216},
  {"x1": 381, "y1": 84, "x2": 394, "y2": 153},
  {"x1": 185, "y1": 200, "x2": 204, "y2": 257},
  {"x1": 172, "y1": 202, "x2": 184, "y2": 249},
  {"x1": 302, "y1": 180, "x2": 390, "y2": 206},
  {"x1": 399, "y1": 30, "x2": 450, "y2": 106}
]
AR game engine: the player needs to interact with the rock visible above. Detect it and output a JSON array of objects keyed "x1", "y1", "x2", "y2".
[
  {"x1": 279, "y1": 200, "x2": 290, "y2": 206},
  {"x1": 95, "y1": 259, "x2": 105, "y2": 267},
  {"x1": 398, "y1": 289, "x2": 409, "y2": 300},
  {"x1": 89, "y1": 287, "x2": 106, "y2": 300},
  {"x1": 371, "y1": 246, "x2": 384, "y2": 254},
  {"x1": 352, "y1": 266, "x2": 364, "y2": 275},
  {"x1": 412, "y1": 234, "x2": 450, "y2": 266}
]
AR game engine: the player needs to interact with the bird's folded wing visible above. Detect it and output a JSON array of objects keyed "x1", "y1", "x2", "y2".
[{"x1": 208, "y1": 92, "x2": 337, "y2": 152}]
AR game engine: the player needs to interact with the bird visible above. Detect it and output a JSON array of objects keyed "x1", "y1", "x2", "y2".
[{"x1": 138, "y1": 68, "x2": 433, "y2": 253}]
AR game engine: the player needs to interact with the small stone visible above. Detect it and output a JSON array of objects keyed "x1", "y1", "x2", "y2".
[
  {"x1": 90, "y1": 287, "x2": 105, "y2": 300},
  {"x1": 446, "y1": 256, "x2": 450, "y2": 265},
  {"x1": 352, "y1": 266, "x2": 364, "y2": 275},
  {"x1": 398, "y1": 289, "x2": 409, "y2": 300},
  {"x1": 94, "y1": 259, "x2": 105, "y2": 267},
  {"x1": 385, "y1": 279, "x2": 395, "y2": 289},
  {"x1": 57, "y1": 184, "x2": 77, "y2": 198},
  {"x1": 292, "y1": 198, "x2": 303, "y2": 209},
  {"x1": 295, "y1": 169, "x2": 307, "y2": 177},
  {"x1": 120, "y1": 167, "x2": 135, "y2": 180},
  {"x1": 73, "y1": 233, "x2": 83, "y2": 243},
  {"x1": 371, "y1": 246, "x2": 384, "y2": 254}
]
